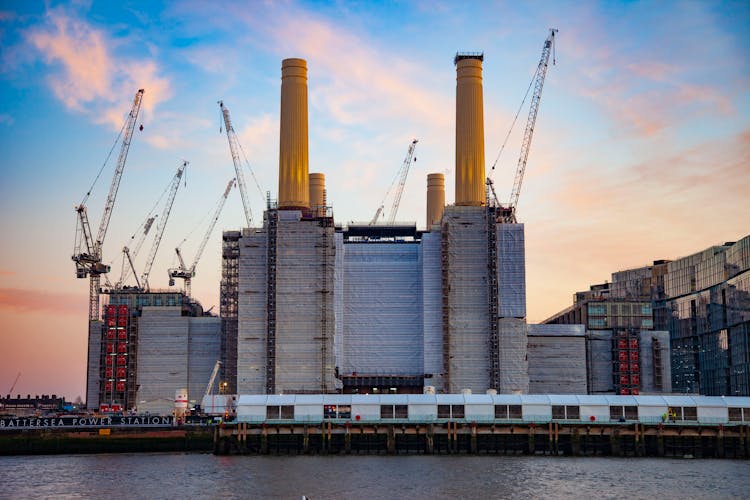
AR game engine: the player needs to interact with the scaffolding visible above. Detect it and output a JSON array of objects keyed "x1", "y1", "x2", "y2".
[
  {"x1": 487, "y1": 206, "x2": 500, "y2": 388},
  {"x1": 220, "y1": 231, "x2": 240, "y2": 393},
  {"x1": 266, "y1": 209, "x2": 277, "y2": 394}
]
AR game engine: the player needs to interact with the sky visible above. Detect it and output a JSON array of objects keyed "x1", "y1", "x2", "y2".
[{"x1": 0, "y1": 1, "x2": 748, "y2": 401}]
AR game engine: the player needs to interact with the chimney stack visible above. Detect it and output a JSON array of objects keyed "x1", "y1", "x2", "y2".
[
  {"x1": 426, "y1": 173, "x2": 445, "y2": 228},
  {"x1": 309, "y1": 172, "x2": 326, "y2": 217},
  {"x1": 454, "y1": 54, "x2": 485, "y2": 206},
  {"x1": 278, "y1": 58, "x2": 309, "y2": 210}
]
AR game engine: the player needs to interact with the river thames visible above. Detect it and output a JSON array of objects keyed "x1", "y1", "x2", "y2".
[{"x1": 1, "y1": 453, "x2": 749, "y2": 499}]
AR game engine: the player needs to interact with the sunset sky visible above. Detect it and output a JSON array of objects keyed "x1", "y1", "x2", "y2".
[{"x1": 1, "y1": 1, "x2": 748, "y2": 400}]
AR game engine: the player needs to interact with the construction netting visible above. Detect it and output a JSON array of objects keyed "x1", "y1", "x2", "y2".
[
  {"x1": 442, "y1": 206, "x2": 491, "y2": 393},
  {"x1": 236, "y1": 231, "x2": 267, "y2": 394},
  {"x1": 526, "y1": 323, "x2": 585, "y2": 394},
  {"x1": 338, "y1": 241, "x2": 424, "y2": 377},
  {"x1": 421, "y1": 231, "x2": 443, "y2": 390},
  {"x1": 497, "y1": 224, "x2": 526, "y2": 318}
]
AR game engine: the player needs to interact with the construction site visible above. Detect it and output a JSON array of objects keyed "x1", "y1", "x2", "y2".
[{"x1": 71, "y1": 29, "x2": 748, "y2": 416}]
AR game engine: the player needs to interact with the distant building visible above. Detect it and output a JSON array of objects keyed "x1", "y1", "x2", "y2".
[
  {"x1": 545, "y1": 235, "x2": 750, "y2": 396},
  {"x1": 0, "y1": 394, "x2": 66, "y2": 417}
]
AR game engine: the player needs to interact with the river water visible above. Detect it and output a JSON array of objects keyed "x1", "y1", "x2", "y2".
[{"x1": 1, "y1": 453, "x2": 748, "y2": 499}]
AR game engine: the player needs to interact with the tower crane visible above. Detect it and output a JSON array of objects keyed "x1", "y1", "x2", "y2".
[
  {"x1": 117, "y1": 215, "x2": 156, "y2": 289},
  {"x1": 370, "y1": 139, "x2": 418, "y2": 224},
  {"x1": 168, "y1": 178, "x2": 235, "y2": 297},
  {"x1": 494, "y1": 28, "x2": 557, "y2": 223},
  {"x1": 7, "y1": 372, "x2": 21, "y2": 396},
  {"x1": 218, "y1": 101, "x2": 254, "y2": 227},
  {"x1": 140, "y1": 161, "x2": 188, "y2": 291},
  {"x1": 204, "y1": 361, "x2": 222, "y2": 398},
  {"x1": 73, "y1": 89, "x2": 144, "y2": 320}
]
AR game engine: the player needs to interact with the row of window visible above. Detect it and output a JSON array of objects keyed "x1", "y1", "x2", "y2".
[{"x1": 263, "y1": 404, "x2": 749, "y2": 422}]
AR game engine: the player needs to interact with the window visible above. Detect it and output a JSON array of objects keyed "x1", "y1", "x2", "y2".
[
  {"x1": 380, "y1": 404, "x2": 407, "y2": 419},
  {"x1": 495, "y1": 405, "x2": 507, "y2": 419},
  {"x1": 552, "y1": 405, "x2": 565, "y2": 419},
  {"x1": 394, "y1": 405, "x2": 408, "y2": 419},
  {"x1": 728, "y1": 408, "x2": 743, "y2": 422},
  {"x1": 267, "y1": 405, "x2": 294, "y2": 419},
  {"x1": 552, "y1": 405, "x2": 579, "y2": 420},
  {"x1": 495, "y1": 405, "x2": 523, "y2": 419},
  {"x1": 624, "y1": 406, "x2": 638, "y2": 420},
  {"x1": 508, "y1": 405, "x2": 522, "y2": 419},
  {"x1": 380, "y1": 405, "x2": 394, "y2": 419},
  {"x1": 438, "y1": 405, "x2": 451, "y2": 418},
  {"x1": 438, "y1": 404, "x2": 464, "y2": 419},
  {"x1": 682, "y1": 407, "x2": 697, "y2": 421},
  {"x1": 323, "y1": 405, "x2": 351, "y2": 419},
  {"x1": 566, "y1": 406, "x2": 580, "y2": 420}
]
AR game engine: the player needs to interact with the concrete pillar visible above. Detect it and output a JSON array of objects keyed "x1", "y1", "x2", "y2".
[
  {"x1": 426, "y1": 173, "x2": 445, "y2": 228},
  {"x1": 455, "y1": 56, "x2": 485, "y2": 207},
  {"x1": 279, "y1": 58, "x2": 309, "y2": 210},
  {"x1": 309, "y1": 172, "x2": 325, "y2": 216}
]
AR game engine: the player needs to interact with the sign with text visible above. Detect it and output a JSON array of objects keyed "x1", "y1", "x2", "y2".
[{"x1": 0, "y1": 415, "x2": 174, "y2": 429}]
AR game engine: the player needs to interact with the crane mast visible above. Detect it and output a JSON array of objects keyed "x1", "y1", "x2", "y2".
[
  {"x1": 502, "y1": 29, "x2": 556, "y2": 223},
  {"x1": 169, "y1": 178, "x2": 235, "y2": 297},
  {"x1": 140, "y1": 161, "x2": 187, "y2": 291},
  {"x1": 204, "y1": 361, "x2": 222, "y2": 398},
  {"x1": 218, "y1": 101, "x2": 253, "y2": 227},
  {"x1": 370, "y1": 139, "x2": 418, "y2": 224},
  {"x1": 118, "y1": 215, "x2": 156, "y2": 288},
  {"x1": 73, "y1": 88, "x2": 144, "y2": 320},
  {"x1": 388, "y1": 139, "x2": 418, "y2": 224}
]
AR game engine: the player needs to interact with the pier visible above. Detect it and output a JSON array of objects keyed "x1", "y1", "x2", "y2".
[{"x1": 215, "y1": 421, "x2": 750, "y2": 458}]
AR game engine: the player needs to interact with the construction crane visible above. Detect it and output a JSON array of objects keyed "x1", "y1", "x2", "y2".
[
  {"x1": 495, "y1": 29, "x2": 557, "y2": 223},
  {"x1": 73, "y1": 89, "x2": 144, "y2": 320},
  {"x1": 168, "y1": 178, "x2": 235, "y2": 296},
  {"x1": 204, "y1": 361, "x2": 222, "y2": 398},
  {"x1": 7, "y1": 372, "x2": 21, "y2": 396},
  {"x1": 370, "y1": 139, "x2": 418, "y2": 224},
  {"x1": 140, "y1": 161, "x2": 187, "y2": 291},
  {"x1": 117, "y1": 215, "x2": 156, "y2": 289},
  {"x1": 218, "y1": 101, "x2": 253, "y2": 227}
]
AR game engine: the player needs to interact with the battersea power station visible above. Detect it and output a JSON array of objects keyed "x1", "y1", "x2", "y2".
[{"x1": 220, "y1": 55, "x2": 569, "y2": 398}]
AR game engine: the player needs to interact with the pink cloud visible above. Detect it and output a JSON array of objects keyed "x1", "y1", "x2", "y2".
[
  {"x1": 0, "y1": 269, "x2": 15, "y2": 276},
  {"x1": 0, "y1": 287, "x2": 86, "y2": 316},
  {"x1": 25, "y1": 8, "x2": 172, "y2": 130},
  {"x1": 232, "y1": 5, "x2": 450, "y2": 132}
]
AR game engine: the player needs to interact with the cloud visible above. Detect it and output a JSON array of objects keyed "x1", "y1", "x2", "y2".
[
  {"x1": 0, "y1": 269, "x2": 15, "y2": 276},
  {"x1": 0, "y1": 288, "x2": 85, "y2": 316},
  {"x1": 231, "y1": 4, "x2": 450, "y2": 133},
  {"x1": 25, "y1": 7, "x2": 172, "y2": 130}
]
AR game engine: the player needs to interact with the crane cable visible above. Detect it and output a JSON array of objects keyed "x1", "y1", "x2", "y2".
[
  {"x1": 488, "y1": 65, "x2": 539, "y2": 180},
  {"x1": 79, "y1": 115, "x2": 129, "y2": 207}
]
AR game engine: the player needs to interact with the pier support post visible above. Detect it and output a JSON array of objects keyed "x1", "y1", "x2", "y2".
[
  {"x1": 426, "y1": 424, "x2": 434, "y2": 454},
  {"x1": 657, "y1": 429, "x2": 665, "y2": 457},
  {"x1": 470, "y1": 423, "x2": 477, "y2": 454},
  {"x1": 303, "y1": 426, "x2": 309, "y2": 454},
  {"x1": 345, "y1": 425, "x2": 352, "y2": 454},
  {"x1": 387, "y1": 425, "x2": 396, "y2": 455},
  {"x1": 610, "y1": 429, "x2": 621, "y2": 457},
  {"x1": 528, "y1": 425, "x2": 535, "y2": 455},
  {"x1": 572, "y1": 428, "x2": 581, "y2": 456},
  {"x1": 260, "y1": 427, "x2": 268, "y2": 455}
]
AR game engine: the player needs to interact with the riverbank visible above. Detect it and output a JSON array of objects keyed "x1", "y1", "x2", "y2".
[{"x1": 0, "y1": 427, "x2": 214, "y2": 455}]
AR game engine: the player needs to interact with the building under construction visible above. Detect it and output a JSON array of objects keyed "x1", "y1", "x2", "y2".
[
  {"x1": 220, "y1": 54, "x2": 534, "y2": 396},
  {"x1": 85, "y1": 290, "x2": 220, "y2": 414}
]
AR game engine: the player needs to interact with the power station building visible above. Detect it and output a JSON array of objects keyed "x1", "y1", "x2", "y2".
[{"x1": 221, "y1": 56, "x2": 530, "y2": 396}]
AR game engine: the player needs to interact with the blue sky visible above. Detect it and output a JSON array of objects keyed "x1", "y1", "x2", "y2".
[{"x1": 1, "y1": 0, "x2": 748, "y2": 399}]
